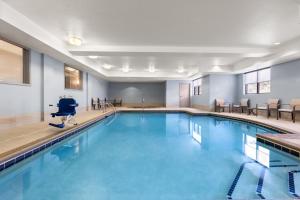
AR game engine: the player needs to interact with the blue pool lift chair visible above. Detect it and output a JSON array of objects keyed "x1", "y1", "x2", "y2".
[{"x1": 49, "y1": 97, "x2": 79, "y2": 128}]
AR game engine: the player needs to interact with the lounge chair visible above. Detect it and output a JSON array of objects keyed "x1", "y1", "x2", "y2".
[
  {"x1": 256, "y1": 99, "x2": 280, "y2": 119},
  {"x1": 49, "y1": 98, "x2": 78, "y2": 128},
  {"x1": 232, "y1": 99, "x2": 250, "y2": 113},
  {"x1": 278, "y1": 99, "x2": 300, "y2": 123},
  {"x1": 215, "y1": 99, "x2": 231, "y2": 113}
]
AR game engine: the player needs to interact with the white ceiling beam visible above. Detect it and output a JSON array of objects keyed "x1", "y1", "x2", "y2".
[
  {"x1": 233, "y1": 36, "x2": 300, "y2": 73},
  {"x1": 69, "y1": 45, "x2": 271, "y2": 57}
]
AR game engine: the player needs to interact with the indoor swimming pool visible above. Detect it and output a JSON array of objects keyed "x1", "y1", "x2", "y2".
[{"x1": 0, "y1": 112, "x2": 299, "y2": 200}]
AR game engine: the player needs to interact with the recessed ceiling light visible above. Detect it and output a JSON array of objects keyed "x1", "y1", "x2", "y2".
[
  {"x1": 103, "y1": 64, "x2": 113, "y2": 69},
  {"x1": 88, "y1": 56, "x2": 98, "y2": 59},
  {"x1": 273, "y1": 42, "x2": 281, "y2": 46},
  {"x1": 211, "y1": 65, "x2": 222, "y2": 72},
  {"x1": 122, "y1": 65, "x2": 131, "y2": 72},
  {"x1": 177, "y1": 66, "x2": 185, "y2": 73},
  {"x1": 68, "y1": 36, "x2": 82, "y2": 46},
  {"x1": 148, "y1": 65, "x2": 156, "y2": 73}
]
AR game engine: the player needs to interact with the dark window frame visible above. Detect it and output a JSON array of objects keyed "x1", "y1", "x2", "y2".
[
  {"x1": 258, "y1": 80, "x2": 271, "y2": 94},
  {"x1": 192, "y1": 78, "x2": 202, "y2": 96}
]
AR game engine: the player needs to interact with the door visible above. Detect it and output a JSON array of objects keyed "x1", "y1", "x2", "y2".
[{"x1": 179, "y1": 83, "x2": 190, "y2": 107}]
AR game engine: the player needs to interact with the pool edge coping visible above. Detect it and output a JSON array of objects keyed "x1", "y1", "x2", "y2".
[{"x1": 0, "y1": 109, "x2": 299, "y2": 172}]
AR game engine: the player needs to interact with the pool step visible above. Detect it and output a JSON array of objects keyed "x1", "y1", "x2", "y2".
[
  {"x1": 256, "y1": 167, "x2": 266, "y2": 199},
  {"x1": 288, "y1": 170, "x2": 300, "y2": 198},
  {"x1": 228, "y1": 160, "x2": 300, "y2": 200},
  {"x1": 227, "y1": 162, "x2": 249, "y2": 199},
  {"x1": 227, "y1": 161, "x2": 262, "y2": 199}
]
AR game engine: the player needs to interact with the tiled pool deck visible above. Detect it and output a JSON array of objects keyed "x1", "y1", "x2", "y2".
[{"x1": 1, "y1": 107, "x2": 300, "y2": 165}]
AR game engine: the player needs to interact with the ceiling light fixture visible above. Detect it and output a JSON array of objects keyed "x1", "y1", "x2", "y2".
[
  {"x1": 273, "y1": 42, "x2": 281, "y2": 46},
  {"x1": 122, "y1": 65, "x2": 131, "y2": 73},
  {"x1": 88, "y1": 56, "x2": 98, "y2": 59},
  {"x1": 68, "y1": 36, "x2": 82, "y2": 46},
  {"x1": 211, "y1": 65, "x2": 222, "y2": 72},
  {"x1": 177, "y1": 66, "x2": 185, "y2": 73},
  {"x1": 103, "y1": 64, "x2": 113, "y2": 69},
  {"x1": 148, "y1": 65, "x2": 156, "y2": 73}
]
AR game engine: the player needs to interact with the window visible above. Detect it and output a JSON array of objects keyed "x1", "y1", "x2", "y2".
[
  {"x1": 64, "y1": 66, "x2": 83, "y2": 90},
  {"x1": 193, "y1": 78, "x2": 202, "y2": 96},
  {"x1": 258, "y1": 68, "x2": 271, "y2": 93},
  {"x1": 244, "y1": 68, "x2": 270, "y2": 94},
  {"x1": 0, "y1": 39, "x2": 29, "y2": 84}
]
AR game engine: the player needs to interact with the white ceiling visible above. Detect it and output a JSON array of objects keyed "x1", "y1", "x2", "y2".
[{"x1": 1, "y1": 0, "x2": 300, "y2": 80}]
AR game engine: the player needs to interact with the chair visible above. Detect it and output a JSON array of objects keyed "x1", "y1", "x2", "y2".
[
  {"x1": 256, "y1": 99, "x2": 280, "y2": 119},
  {"x1": 278, "y1": 99, "x2": 300, "y2": 123},
  {"x1": 49, "y1": 98, "x2": 79, "y2": 128},
  {"x1": 91, "y1": 98, "x2": 99, "y2": 110},
  {"x1": 215, "y1": 99, "x2": 231, "y2": 113},
  {"x1": 232, "y1": 99, "x2": 250, "y2": 113},
  {"x1": 97, "y1": 98, "x2": 101, "y2": 109},
  {"x1": 113, "y1": 98, "x2": 122, "y2": 107}
]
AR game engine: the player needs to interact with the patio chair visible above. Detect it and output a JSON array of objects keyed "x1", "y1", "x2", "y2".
[
  {"x1": 113, "y1": 98, "x2": 122, "y2": 107},
  {"x1": 232, "y1": 99, "x2": 250, "y2": 114},
  {"x1": 256, "y1": 99, "x2": 280, "y2": 119},
  {"x1": 91, "y1": 98, "x2": 98, "y2": 110},
  {"x1": 97, "y1": 98, "x2": 102, "y2": 109},
  {"x1": 215, "y1": 99, "x2": 231, "y2": 113},
  {"x1": 278, "y1": 99, "x2": 300, "y2": 123}
]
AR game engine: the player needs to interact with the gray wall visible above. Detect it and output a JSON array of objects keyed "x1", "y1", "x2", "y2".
[
  {"x1": 191, "y1": 76, "x2": 210, "y2": 108},
  {"x1": 191, "y1": 74, "x2": 238, "y2": 110},
  {"x1": 88, "y1": 74, "x2": 108, "y2": 101},
  {"x1": 43, "y1": 55, "x2": 89, "y2": 116},
  {"x1": 165, "y1": 80, "x2": 180, "y2": 107},
  {"x1": 209, "y1": 74, "x2": 238, "y2": 107},
  {"x1": 0, "y1": 50, "x2": 108, "y2": 124},
  {"x1": 0, "y1": 50, "x2": 42, "y2": 118},
  {"x1": 108, "y1": 82, "x2": 166, "y2": 107},
  {"x1": 237, "y1": 59, "x2": 300, "y2": 107},
  {"x1": 165, "y1": 80, "x2": 192, "y2": 107}
]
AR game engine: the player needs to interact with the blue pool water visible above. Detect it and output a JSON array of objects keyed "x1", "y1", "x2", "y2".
[{"x1": 0, "y1": 112, "x2": 299, "y2": 200}]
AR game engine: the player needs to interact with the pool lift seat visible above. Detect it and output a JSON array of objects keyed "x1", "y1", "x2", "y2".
[{"x1": 49, "y1": 97, "x2": 79, "y2": 128}]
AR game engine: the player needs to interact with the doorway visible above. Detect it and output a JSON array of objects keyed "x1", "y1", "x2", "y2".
[{"x1": 179, "y1": 83, "x2": 190, "y2": 107}]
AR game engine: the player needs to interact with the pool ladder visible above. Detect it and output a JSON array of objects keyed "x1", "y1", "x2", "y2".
[
  {"x1": 103, "y1": 102, "x2": 117, "y2": 125},
  {"x1": 106, "y1": 102, "x2": 116, "y2": 114}
]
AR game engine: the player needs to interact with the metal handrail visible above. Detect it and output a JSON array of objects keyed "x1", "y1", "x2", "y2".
[
  {"x1": 103, "y1": 102, "x2": 117, "y2": 126},
  {"x1": 106, "y1": 102, "x2": 116, "y2": 114}
]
